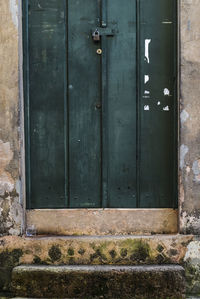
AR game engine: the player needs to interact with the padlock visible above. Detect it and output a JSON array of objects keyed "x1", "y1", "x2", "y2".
[{"x1": 92, "y1": 29, "x2": 100, "y2": 42}]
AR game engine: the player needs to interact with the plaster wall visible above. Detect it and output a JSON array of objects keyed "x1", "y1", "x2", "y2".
[
  {"x1": 179, "y1": 0, "x2": 200, "y2": 234},
  {"x1": 0, "y1": 0, "x2": 23, "y2": 236}
]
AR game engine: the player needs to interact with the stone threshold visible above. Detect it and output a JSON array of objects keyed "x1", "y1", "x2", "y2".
[{"x1": 26, "y1": 208, "x2": 178, "y2": 235}]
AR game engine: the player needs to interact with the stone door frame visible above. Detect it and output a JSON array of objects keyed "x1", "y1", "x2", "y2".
[{"x1": 13, "y1": 0, "x2": 199, "y2": 235}]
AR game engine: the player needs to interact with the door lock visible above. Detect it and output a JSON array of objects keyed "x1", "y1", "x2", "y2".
[
  {"x1": 92, "y1": 29, "x2": 100, "y2": 42},
  {"x1": 92, "y1": 27, "x2": 116, "y2": 42}
]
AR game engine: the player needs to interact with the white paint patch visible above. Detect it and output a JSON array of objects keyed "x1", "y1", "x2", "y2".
[
  {"x1": 163, "y1": 105, "x2": 169, "y2": 111},
  {"x1": 192, "y1": 160, "x2": 200, "y2": 183},
  {"x1": 180, "y1": 144, "x2": 189, "y2": 169},
  {"x1": 144, "y1": 75, "x2": 149, "y2": 84},
  {"x1": 142, "y1": 96, "x2": 150, "y2": 99},
  {"x1": 0, "y1": 140, "x2": 14, "y2": 169},
  {"x1": 162, "y1": 21, "x2": 172, "y2": 24},
  {"x1": 145, "y1": 39, "x2": 151, "y2": 63},
  {"x1": 192, "y1": 160, "x2": 200, "y2": 175},
  {"x1": 180, "y1": 109, "x2": 189, "y2": 124},
  {"x1": 15, "y1": 179, "x2": 20, "y2": 195},
  {"x1": 186, "y1": 166, "x2": 191, "y2": 174},
  {"x1": 157, "y1": 101, "x2": 161, "y2": 105},
  {"x1": 0, "y1": 179, "x2": 14, "y2": 196},
  {"x1": 163, "y1": 88, "x2": 170, "y2": 96},
  {"x1": 184, "y1": 241, "x2": 200, "y2": 264},
  {"x1": 144, "y1": 105, "x2": 150, "y2": 111},
  {"x1": 9, "y1": 0, "x2": 18, "y2": 28},
  {"x1": 144, "y1": 90, "x2": 150, "y2": 94}
]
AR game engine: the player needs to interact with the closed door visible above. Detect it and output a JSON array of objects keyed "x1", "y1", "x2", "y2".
[{"x1": 23, "y1": 0, "x2": 177, "y2": 209}]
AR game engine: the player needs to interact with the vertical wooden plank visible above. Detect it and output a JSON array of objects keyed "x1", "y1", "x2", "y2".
[
  {"x1": 23, "y1": 0, "x2": 31, "y2": 208},
  {"x1": 139, "y1": 0, "x2": 177, "y2": 208},
  {"x1": 107, "y1": 0, "x2": 137, "y2": 207},
  {"x1": 136, "y1": 0, "x2": 141, "y2": 208},
  {"x1": 25, "y1": 0, "x2": 67, "y2": 208},
  {"x1": 101, "y1": 0, "x2": 108, "y2": 207},
  {"x1": 68, "y1": 0, "x2": 101, "y2": 208}
]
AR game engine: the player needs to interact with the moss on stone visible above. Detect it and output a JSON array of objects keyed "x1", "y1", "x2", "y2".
[
  {"x1": 157, "y1": 244, "x2": 164, "y2": 253},
  {"x1": 0, "y1": 249, "x2": 23, "y2": 267},
  {"x1": 68, "y1": 247, "x2": 74, "y2": 256},
  {"x1": 90, "y1": 248, "x2": 107, "y2": 263},
  {"x1": 169, "y1": 248, "x2": 178, "y2": 256},
  {"x1": 109, "y1": 250, "x2": 117, "y2": 259},
  {"x1": 120, "y1": 248, "x2": 128, "y2": 258},
  {"x1": 78, "y1": 248, "x2": 85, "y2": 255},
  {"x1": 48, "y1": 245, "x2": 61, "y2": 262},
  {"x1": 121, "y1": 239, "x2": 150, "y2": 262}
]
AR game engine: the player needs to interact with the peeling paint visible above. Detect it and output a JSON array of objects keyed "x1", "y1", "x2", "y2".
[
  {"x1": 184, "y1": 241, "x2": 200, "y2": 263},
  {"x1": 9, "y1": 0, "x2": 18, "y2": 28},
  {"x1": 0, "y1": 141, "x2": 14, "y2": 196},
  {"x1": 186, "y1": 166, "x2": 191, "y2": 174},
  {"x1": 144, "y1": 39, "x2": 151, "y2": 63},
  {"x1": 163, "y1": 88, "x2": 170, "y2": 96},
  {"x1": 180, "y1": 145, "x2": 189, "y2": 169},
  {"x1": 192, "y1": 159, "x2": 200, "y2": 183},
  {"x1": 180, "y1": 211, "x2": 200, "y2": 235},
  {"x1": 144, "y1": 90, "x2": 150, "y2": 94},
  {"x1": 163, "y1": 106, "x2": 170, "y2": 111},
  {"x1": 181, "y1": 109, "x2": 189, "y2": 124},
  {"x1": 144, "y1": 75, "x2": 149, "y2": 84},
  {"x1": 162, "y1": 21, "x2": 173, "y2": 24},
  {"x1": 144, "y1": 105, "x2": 150, "y2": 111}
]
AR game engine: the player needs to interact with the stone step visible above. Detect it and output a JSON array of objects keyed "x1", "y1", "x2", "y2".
[
  {"x1": 0, "y1": 235, "x2": 193, "y2": 267},
  {"x1": 12, "y1": 264, "x2": 185, "y2": 299}
]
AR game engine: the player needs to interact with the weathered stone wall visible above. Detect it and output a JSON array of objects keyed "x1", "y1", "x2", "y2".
[
  {"x1": 184, "y1": 238, "x2": 200, "y2": 296},
  {"x1": 180, "y1": 0, "x2": 200, "y2": 234},
  {"x1": 0, "y1": 0, "x2": 22, "y2": 236},
  {"x1": 0, "y1": 2, "x2": 200, "y2": 296},
  {"x1": 179, "y1": 2, "x2": 200, "y2": 293}
]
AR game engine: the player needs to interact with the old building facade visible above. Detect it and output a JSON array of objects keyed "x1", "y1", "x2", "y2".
[{"x1": 0, "y1": 0, "x2": 200, "y2": 297}]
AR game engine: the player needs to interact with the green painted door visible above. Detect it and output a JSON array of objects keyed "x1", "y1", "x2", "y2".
[{"x1": 23, "y1": 0, "x2": 177, "y2": 209}]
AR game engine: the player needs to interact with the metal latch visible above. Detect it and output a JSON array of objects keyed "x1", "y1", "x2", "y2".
[{"x1": 92, "y1": 27, "x2": 116, "y2": 42}]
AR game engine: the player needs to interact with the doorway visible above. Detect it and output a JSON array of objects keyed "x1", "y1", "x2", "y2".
[{"x1": 23, "y1": 0, "x2": 177, "y2": 209}]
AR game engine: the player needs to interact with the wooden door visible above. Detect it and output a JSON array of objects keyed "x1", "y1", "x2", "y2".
[{"x1": 23, "y1": 0, "x2": 177, "y2": 209}]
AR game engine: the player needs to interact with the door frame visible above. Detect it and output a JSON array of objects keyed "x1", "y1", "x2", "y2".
[{"x1": 20, "y1": 0, "x2": 180, "y2": 235}]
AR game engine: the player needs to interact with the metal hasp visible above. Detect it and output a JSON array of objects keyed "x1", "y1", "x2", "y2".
[
  {"x1": 23, "y1": 0, "x2": 177, "y2": 209},
  {"x1": 92, "y1": 28, "x2": 116, "y2": 41}
]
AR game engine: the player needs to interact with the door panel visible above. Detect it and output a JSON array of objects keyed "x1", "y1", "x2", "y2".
[
  {"x1": 139, "y1": 0, "x2": 177, "y2": 208},
  {"x1": 24, "y1": 0, "x2": 67, "y2": 208},
  {"x1": 68, "y1": 0, "x2": 101, "y2": 208},
  {"x1": 23, "y1": 0, "x2": 177, "y2": 209},
  {"x1": 107, "y1": 0, "x2": 137, "y2": 207}
]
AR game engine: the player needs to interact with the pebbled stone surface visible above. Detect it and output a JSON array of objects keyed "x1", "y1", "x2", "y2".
[{"x1": 0, "y1": 235, "x2": 193, "y2": 267}]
